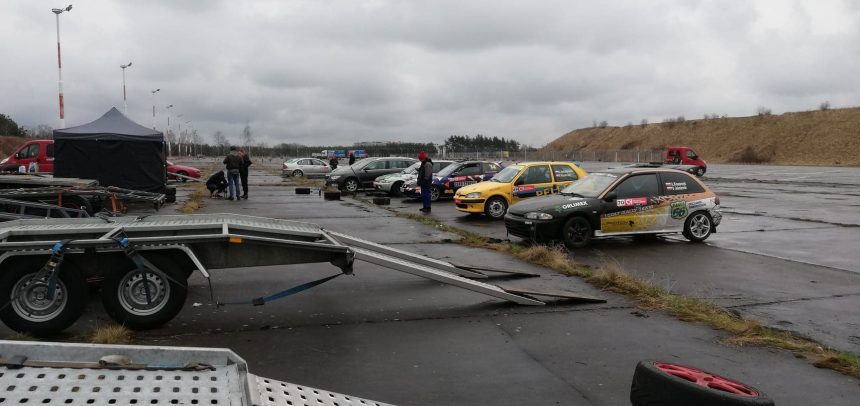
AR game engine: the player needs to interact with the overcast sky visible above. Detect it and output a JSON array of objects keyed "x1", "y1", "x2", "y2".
[{"x1": 1, "y1": 0, "x2": 858, "y2": 147}]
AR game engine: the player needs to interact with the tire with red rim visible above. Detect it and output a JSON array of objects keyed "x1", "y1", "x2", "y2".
[{"x1": 630, "y1": 360, "x2": 774, "y2": 406}]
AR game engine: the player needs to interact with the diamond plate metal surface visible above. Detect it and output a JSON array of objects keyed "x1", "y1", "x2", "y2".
[
  {"x1": 0, "y1": 366, "x2": 244, "y2": 405},
  {"x1": 251, "y1": 375, "x2": 392, "y2": 406}
]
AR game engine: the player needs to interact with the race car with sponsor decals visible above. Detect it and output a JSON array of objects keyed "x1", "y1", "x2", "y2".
[
  {"x1": 373, "y1": 160, "x2": 455, "y2": 196},
  {"x1": 454, "y1": 162, "x2": 588, "y2": 220},
  {"x1": 406, "y1": 161, "x2": 502, "y2": 201},
  {"x1": 504, "y1": 168, "x2": 722, "y2": 248}
]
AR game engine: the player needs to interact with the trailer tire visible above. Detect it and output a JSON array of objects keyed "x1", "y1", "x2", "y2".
[
  {"x1": 0, "y1": 261, "x2": 88, "y2": 337},
  {"x1": 101, "y1": 260, "x2": 187, "y2": 330}
]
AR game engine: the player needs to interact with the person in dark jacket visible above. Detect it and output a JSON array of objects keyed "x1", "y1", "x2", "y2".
[
  {"x1": 206, "y1": 170, "x2": 228, "y2": 198},
  {"x1": 417, "y1": 151, "x2": 433, "y2": 212},
  {"x1": 348, "y1": 153, "x2": 355, "y2": 166},
  {"x1": 223, "y1": 146, "x2": 243, "y2": 200},
  {"x1": 329, "y1": 156, "x2": 339, "y2": 169},
  {"x1": 239, "y1": 148, "x2": 252, "y2": 199}
]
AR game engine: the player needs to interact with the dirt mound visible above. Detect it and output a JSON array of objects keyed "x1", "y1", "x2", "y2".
[
  {"x1": 0, "y1": 136, "x2": 27, "y2": 159},
  {"x1": 543, "y1": 108, "x2": 860, "y2": 166}
]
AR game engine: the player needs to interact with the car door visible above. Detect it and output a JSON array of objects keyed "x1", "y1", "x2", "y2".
[
  {"x1": 511, "y1": 164, "x2": 554, "y2": 204},
  {"x1": 658, "y1": 171, "x2": 708, "y2": 231},
  {"x1": 599, "y1": 173, "x2": 662, "y2": 234},
  {"x1": 450, "y1": 162, "x2": 483, "y2": 190},
  {"x1": 359, "y1": 159, "x2": 389, "y2": 185},
  {"x1": 16, "y1": 143, "x2": 39, "y2": 172},
  {"x1": 314, "y1": 159, "x2": 332, "y2": 175},
  {"x1": 550, "y1": 164, "x2": 579, "y2": 192}
]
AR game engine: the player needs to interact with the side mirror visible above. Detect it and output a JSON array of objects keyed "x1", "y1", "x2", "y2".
[
  {"x1": 14, "y1": 152, "x2": 22, "y2": 159},
  {"x1": 603, "y1": 191, "x2": 617, "y2": 202}
]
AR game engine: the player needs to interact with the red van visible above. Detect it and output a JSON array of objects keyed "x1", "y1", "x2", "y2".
[
  {"x1": 665, "y1": 146, "x2": 706, "y2": 176},
  {"x1": 0, "y1": 140, "x2": 54, "y2": 173}
]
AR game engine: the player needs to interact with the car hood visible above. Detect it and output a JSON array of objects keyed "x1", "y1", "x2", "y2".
[
  {"x1": 330, "y1": 166, "x2": 358, "y2": 176},
  {"x1": 456, "y1": 180, "x2": 509, "y2": 195},
  {"x1": 509, "y1": 195, "x2": 596, "y2": 215}
]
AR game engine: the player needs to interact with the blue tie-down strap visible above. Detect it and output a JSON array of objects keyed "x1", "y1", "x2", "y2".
[{"x1": 218, "y1": 273, "x2": 343, "y2": 306}]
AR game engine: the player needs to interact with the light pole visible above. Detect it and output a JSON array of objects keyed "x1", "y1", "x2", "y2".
[
  {"x1": 150, "y1": 88, "x2": 160, "y2": 129},
  {"x1": 184, "y1": 120, "x2": 192, "y2": 156},
  {"x1": 176, "y1": 114, "x2": 184, "y2": 155},
  {"x1": 165, "y1": 104, "x2": 173, "y2": 156},
  {"x1": 120, "y1": 61, "x2": 132, "y2": 114},
  {"x1": 52, "y1": 4, "x2": 72, "y2": 128}
]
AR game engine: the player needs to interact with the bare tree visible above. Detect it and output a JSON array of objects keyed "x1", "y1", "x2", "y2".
[
  {"x1": 192, "y1": 130, "x2": 202, "y2": 157},
  {"x1": 213, "y1": 131, "x2": 228, "y2": 155},
  {"x1": 241, "y1": 122, "x2": 253, "y2": 156}
]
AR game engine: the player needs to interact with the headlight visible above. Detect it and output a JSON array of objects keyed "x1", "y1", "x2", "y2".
[
  {"x1": 330, "y1": 175, "x2": 341, "y2": 180},
  {"x1": 465, "y1": 192, "x2": 482, "y2": 198},
  {"x1": 525, "y1": 212, "x2": 553, "y2": 220}
]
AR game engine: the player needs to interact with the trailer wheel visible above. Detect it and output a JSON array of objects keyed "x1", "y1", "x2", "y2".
[
  {"x1": 101, "y1": 261, "x2": 187, "y2": 330},
  {"x1": 0, "y1": 261, "x2": 88, "y2": 336}
]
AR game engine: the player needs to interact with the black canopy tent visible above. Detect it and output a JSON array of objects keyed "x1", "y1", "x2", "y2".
[{"x1": 53, "y1": 107, "x2": 166, "y2": 192}]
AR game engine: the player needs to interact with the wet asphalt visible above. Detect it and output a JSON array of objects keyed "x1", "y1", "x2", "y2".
[{"x1": 3, "y1": 162, "x2": 859, "y2": 405}]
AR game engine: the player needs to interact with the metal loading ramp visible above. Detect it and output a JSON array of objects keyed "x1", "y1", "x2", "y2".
[{"x1": 0, "y1": 340, "x2": 393, "y2": 406}]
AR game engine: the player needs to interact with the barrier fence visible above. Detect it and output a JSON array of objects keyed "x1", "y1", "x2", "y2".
[{"x1": 442, "y1": 149, "x2": 664, "y2": 163}]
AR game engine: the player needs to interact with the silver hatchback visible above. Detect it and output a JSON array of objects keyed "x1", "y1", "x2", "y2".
[{"x1": 282, "y1": 158, "x2": 332, "y2": 178}]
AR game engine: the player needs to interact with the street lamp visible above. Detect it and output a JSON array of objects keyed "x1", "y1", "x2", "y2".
[
  {"x1": 150, "y1": 88, "x2": 160, "y2": 129},
  {"x1": 52, "y1": 4, "x2": 72, "y2": 128},
  {"x1": 185, "y1": 120, "x2": 192, "y2": 156},
  {"x1": 165, "y1": 104, "x2": 174, "y2": 156},
  {"x1": 176, "y1": 114, "x2": 184, "y2": 155},
  {"x1": 120, "y1": 61, "x2": 132, "y2": 114}
]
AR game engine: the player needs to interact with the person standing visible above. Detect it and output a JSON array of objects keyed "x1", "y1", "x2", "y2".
[
  {"x1": 239, "y1": 148, "x2": 252, "y2": 199},
  {"x1": 329, "y1": 156, "x2": 339, "y2": 169},
  {"x1": 223, "y1": 146, "x2": 243, "y2": 201},
  {"x1": 348, "y1": 152, "x2": 356, "y2": 166},
  {"x1": 417, "y1": 151, "x2": 433, "y2": 213}
]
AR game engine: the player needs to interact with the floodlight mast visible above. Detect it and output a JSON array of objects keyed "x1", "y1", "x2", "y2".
[
  {"x1": 52, "y1": 4, "x2": 73, "y2": 128},
  {"x1": 120, "y1": 62, "x2": 132, "y2": 113}
]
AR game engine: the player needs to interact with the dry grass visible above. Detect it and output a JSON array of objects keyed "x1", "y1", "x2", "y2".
[
  {"x1": 178, "y1": 183, "x2": 206, "y2": 214},
  {"x1": 543, "y1": 107, "x2": 860, "y2": 166},
  {"x1": 6, "y1": 332, "x2": 36, "y2": 341},
  {"x1": 84, "y1": 324, "x2": 134, "y2": 345},
  {"x1": 363, "y1": 201, "x2": 860, "y2": 379},
  {"x1": 0, "y1": 135, "x2": 28, "y2": 158}
]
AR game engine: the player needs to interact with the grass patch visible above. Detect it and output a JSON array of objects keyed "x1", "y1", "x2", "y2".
[
  {"x1": 352, "y1": 197, "x2": 860, "y2": 380},
  {"x1": 178, "y1": 183, "x2": 206, "y2": 214},
  {"x1": 83, "y1": 324, "x2": 134, "y2": 345}
]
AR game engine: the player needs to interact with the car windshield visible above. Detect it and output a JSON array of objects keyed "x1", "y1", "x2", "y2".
[
  {"x1": 403, "y1": 162, "x2": 421, "y2": 174},
  {"x1": 491, "y1": 165, "x2": 522, "y2": 183},
  {"x1": 435, "y1": 163, "x2": 463, "y2": 178},
  {"x1": 560, "y1": 173, "x2": 619, "y2": 197}
]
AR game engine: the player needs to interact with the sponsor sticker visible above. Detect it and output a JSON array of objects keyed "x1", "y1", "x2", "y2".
[
  {"x1": 514, "y1": 185, "x2": 536, "y2": 194},
  {"x1": 671, "y1": 201, "x2": 688, "y2": 219},
  {"x1": 554, "y1": 201, "x2": 589, "y2": 213},
  {"x1": 687, "y1": 200, "x2": 706, "y2": 210},
  {"x1": 616, "y1": 197, "x2": 648, "y2": 207},
  {"x1": 665, "y1": 182, "x2": 687, "y2": 192}
]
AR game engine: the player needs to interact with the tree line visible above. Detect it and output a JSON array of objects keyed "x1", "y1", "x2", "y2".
[{"x1": 444, "y1": 134, "x2": 520, "y2": 153}]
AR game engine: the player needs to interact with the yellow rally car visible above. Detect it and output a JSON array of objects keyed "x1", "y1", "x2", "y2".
[{"x1": 454, "y1": 162, "x2": 588, "y2": 219}]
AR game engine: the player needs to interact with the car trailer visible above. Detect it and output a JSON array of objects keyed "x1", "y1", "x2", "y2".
[
  {"x1": 0, "y1": 339, "x2": 393, "y2": 406},
  {"x1": 0, "y1": 213, "x2": 604, "y2": 336},
  {"x1": 0, "y1": 185, "x2": 167, "y2": 215},
  {"x1": 0, "y1": 197, "x2": 90, "y2": 221}
]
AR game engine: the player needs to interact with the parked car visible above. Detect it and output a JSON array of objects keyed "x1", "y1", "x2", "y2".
[
  {"x1": 373, "y1": 160, "x2": 455, "y2": 196},
  {"x1": 454, "y1": 162, "x2": 588, "y2": 220},
  {"x1": 665, "y1": 146, "x2": 707, "y2": 176},
  {"x1": 282, "y1": 157, "x2": 332, "y2": 178},
  {"x1": 404, "y1": 161, "x2": 502, "y2": 202},
  {"x1": 504, "y1": 168, "x2": 722, "y2": 248},
  {"x1": 325, "y1": 156, "x2": 417, "y2": 192},
  {"x1": 0, "y1": 140, "x2": 54, "y2": 173},
  {"x1": 166, "y1": 161, "x2": 201, "y2": 182}
]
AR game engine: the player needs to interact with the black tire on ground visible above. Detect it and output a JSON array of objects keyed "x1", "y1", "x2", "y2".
[
  {"x1": 0, "y1": 259, "x2": 88, "y2": 336},
  {"x1": 177, "y1": 171, "x2": 188, "y2": 183},
  {"x1": 59, "y1": 195, "x2": 93, "y2": 215},
  {"x1": 483, "y1": 196, "x2": 508, "y2": 220},
  {"x1": 343, "y1": 178, "x2": 360, "y2": 193},
  {"x1": 296, "y1": 187, "x2": 311, "y2": 195},
  {"x1": 429, "y1": 186, "x2": 441, "y2": 202},
  {"x1": 324, "y1": 190, "x2": 341, "y2": 201},
  {"x1": 683, "y1": 211, "x2": 713, "y2": 242},
  {"x1": 292, "y1": 169, "x2": 304, "y2": 177},
  {"x1": 696, "y1": 167, "x2": 706, "y2": 177},
  {"x1": 390, "y1": 181, "x2": 404, "y2": 197},
  {"x1": 100, "y1": 257, "x2": 188, "y2": 330},
  {"x1": 630, "y1": 360, "x2": 774, "y2": 406},
  {"x1": 164, "y1": 186, "x2": 177, "y2": 196},
  {"x1": 373, "y1": 197, "x2": 390, "y2": 205},
  {"x1": 165, "y1": 194, "x2": 176, "y2": 203},
  {"x1": 561, "y1": 216, "x2": 592, "y2": 249}
]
